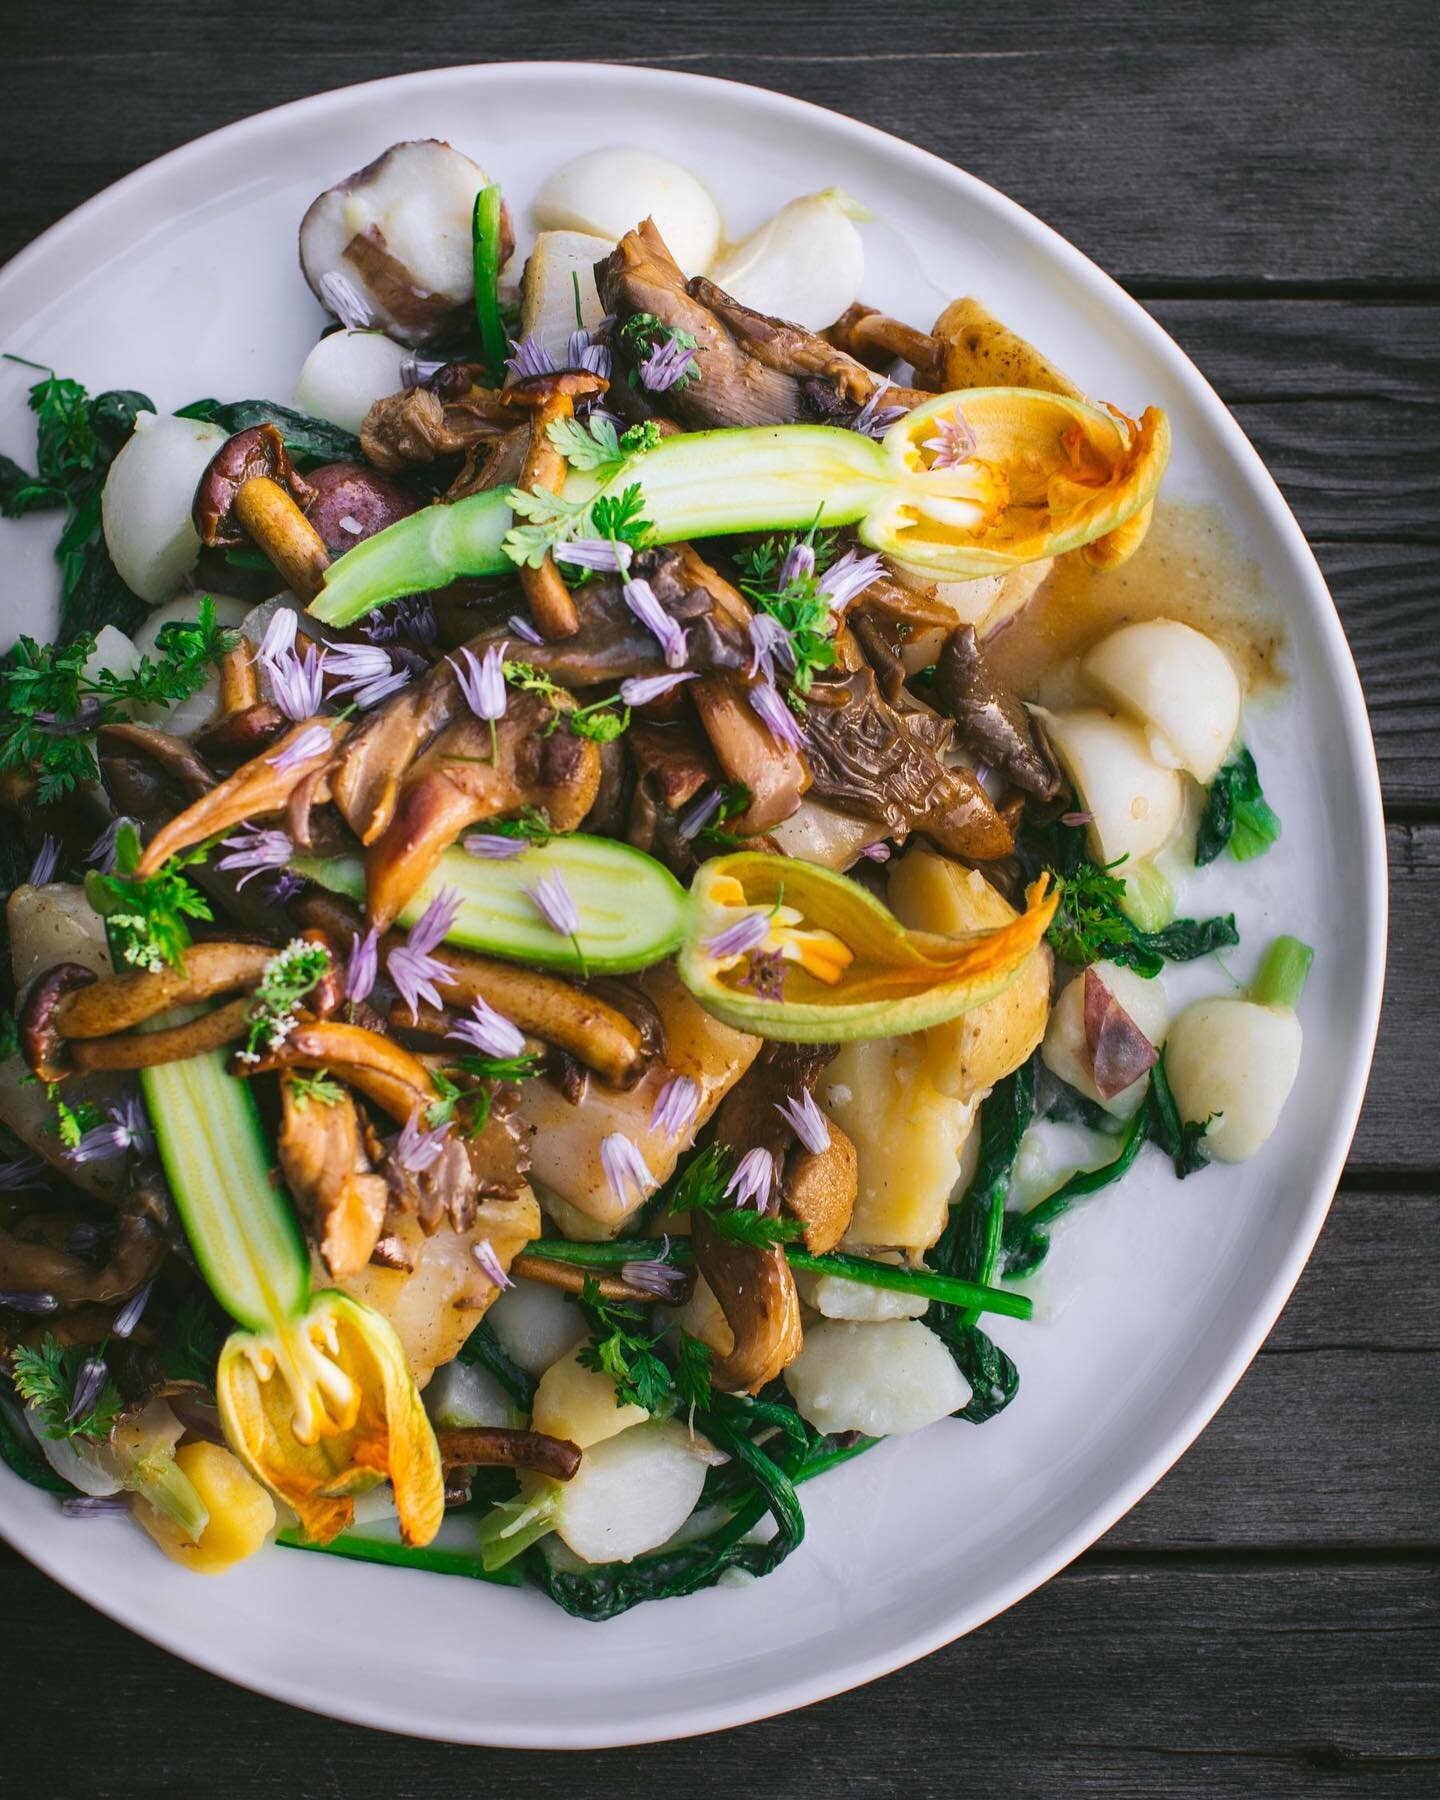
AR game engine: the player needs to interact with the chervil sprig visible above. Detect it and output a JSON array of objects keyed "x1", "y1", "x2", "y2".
[
  {"x1": 236, "y1": 938, "x2": 333, "y2": 1064},
  {"x1": 576, "y1": 1278, "x2": 673, "y2": 1413},
  {"x1": 10, "y1": 1334, "x2": 125, "y2": 1444}
]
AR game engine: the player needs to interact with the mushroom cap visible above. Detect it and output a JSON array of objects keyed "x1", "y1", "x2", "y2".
[{"x1": 193, "y1": 424, "x2": 316, "y2": 548}]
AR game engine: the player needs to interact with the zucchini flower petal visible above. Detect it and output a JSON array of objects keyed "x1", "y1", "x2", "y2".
[
  {"x1": 217, "y1": 1289, "x2": 443, "y2": 1546},
  {"x1": 678, "y1": 852, "x2": 1057, "y2": 1043}
]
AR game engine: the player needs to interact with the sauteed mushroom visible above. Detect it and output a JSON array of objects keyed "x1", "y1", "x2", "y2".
[{"x1": 193, "y1": 425, "x2": 330, "y2": 602}]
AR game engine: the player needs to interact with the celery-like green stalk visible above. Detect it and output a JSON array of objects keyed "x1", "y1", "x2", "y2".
[{"x1": 1250, "y1": 935, "x2": 1314, "y2": 1011}]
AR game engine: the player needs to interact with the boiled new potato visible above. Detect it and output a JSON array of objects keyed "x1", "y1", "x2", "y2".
[
  {"x1": 136, "y1": 1441, "x2": 275, "y2": 1576},
  {"x1": 530, "y1": 1345, "x2": 648, "y2": 1449},
  {"x1": 292, "y1": 328, "x2": 409, "y2": 436},
  {"x1": 823, "y1": 1035, "x2": 979, "y2": 1254},
  {"x1": 101, "y1": 411, "x2": 228, "y2": 603},
  {"x1": 1033, "y1": 705, "x2": 1183, "y2": 864},
  {"x1": 539, "y1": 1418, "x2": 709, "y2": 1564},
  {"x1": 1041, "y1": 959, "x2": 1169, "y2": 1118},
  {"x1": 535, "y1": 149, "x2": 721, "y2": 275},
  {"x1": 1082, "y1": 619, "x2": 1240, "y2": 783},
  {"x1": 887, "y1": 845, "x2": 1052, "y2": 1101},
  {"x1": 486, "y1": 1278, "x2": 586, "y2": 1376},
  {"x1": 707, "y1": 189, "x2": 865, "y2": 331},
  {"x1": 794, "y1": 1263, "x2": 928, "y2": 1321},
  {"x1": 784, "y1": 1319, "x2": 970, "y2": 1435},
  {"x1": 1163, "y1": 996, "x2": 1302, "y2": 1162}
]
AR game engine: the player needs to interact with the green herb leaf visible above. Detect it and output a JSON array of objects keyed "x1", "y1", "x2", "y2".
[
  {"x1": 588, "y1": 481, "x2": 652, "y2": 551},
  {"x1": 287, "y1": 1069, "x2": 345, "y2": 1109},
  {"x1": 576, "y1": 1277, "x2": 673, "y2": 1413},
  {"x1": 1196, "y1": 746, "x2": 1281, "y2": 865},
  {"x1": 546, "y1": 414, "x2": 624, "y2": 473},
  {"x1": 237, "y1": 938, "x2": 332, "y2": 1062},
  {"x1": 668, "y1": 1144, "x2": 803, "y2": 1248},
  {"x1": 11, "y1": 1335, "x2": 124, "y2": 1443},
  {"x1": 86, "y1": 840, "x2": 214, "y2": 973}
]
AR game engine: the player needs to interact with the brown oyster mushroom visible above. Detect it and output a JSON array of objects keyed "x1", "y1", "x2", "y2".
[
  {"x1": 240, "y1": 1019, "x2": 434, "y2": 1124},
  {"x1": 934, "y1": 625, "x2": 1060, "y2": 799},
  {"x1": 825, "y1": 302, "x2": 947, "y2": 390},
  {"x1": 360, "y1": 386, "x2": 512, "y2": 475},
  {"x1": 193, "y1": 425, "x2": 330, "y2": 602},
  {"x1": 69, "y1": 998, "x2": 255, "y2": 1072},
  {"x1": 54, "y1": 942, "x2": 275, "y2": 1040},
  {"x1": 0, "y1": 1181, "x2": 167, "y2": 1310},
  {"x1": 690, "y1": 1214, "x2": 803, "y2": 1395},
  {"x1": 691, "y1": 673, "x2": 809, "y2": 831},
  {"x1": 363, "y1": 689, "x2": 600, "y2": 931},
  {"x1": 434, "y1": 1425, "x2": 581, "y2": 1481},
  {"x1": 194, "y1": 645, "x2": 288, "y2": 760},
  {"x1": 133, "y1": 717, "x2": 348, "y2": 877},
  {"x1": 17, "y1": 963, "x2": 97, "y2": 1082},
  {"x1": 500, "y1": 370, "x2": 611, "y2": 642},
  {"x1": 783, "y1": 1128, "x2": 858, "y2": 1256},
  {"x1": 278, "y1": 1072, "x2": 389, "y2": 1280},
  {"x1": 97, "y1": 723, "x2": 217, "y2": 802}
]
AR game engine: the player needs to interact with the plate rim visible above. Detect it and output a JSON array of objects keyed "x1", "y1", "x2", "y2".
[{"x1": 0, "y1": 57, "x2": 1389, "y2": 1747}]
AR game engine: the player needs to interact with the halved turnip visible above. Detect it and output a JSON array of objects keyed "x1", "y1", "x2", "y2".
[
  {"x1": 520, "y1": 229, "x2": 614, "y2": 366},
  {"x1": 707, "y1": 188, "x2": 867, "y2": 331},
  {"x1": 292, "y1": 329, "x2": 409, "y2": 436},
  {"x1": 783, "y1": 1318, "x2": 970, "y2": 1436},
  {"x1": 545, "y1": 1418, "x2": 709, "y2": 1564},
  {"x1": 100, "y1": 411, "x2": 228, "y2": 603},
  {"x1": 535, "y1": 148, "x2": 722, "y2": 275},
  {"x1": 1082, "y1": 619, "x2": 1240, "y2": 782},
  {"x1": 482, "y1": 1275, "x2": 588, "y2": 1378},
  {"x1": 1033, "y1": 705, "x2": 1183, "y2": 864},
  {"x1": 423, "y1": 1357, "x2": 520, "y2": 1429}
]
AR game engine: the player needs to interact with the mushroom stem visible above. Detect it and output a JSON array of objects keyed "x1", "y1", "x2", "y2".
[
  {"x1": 232, "y1": 477, "x2": 331, "y2": 602},
  {"x1": 502, "y1": 371, "x2": 610, "y2": 642},
  {"x1": 511, "y1": 1251, "x2": 690, "y2": 1307},
  {"x1": 434, "y1": 1426, "x2": 582, "y2": 1482},
  {"x1": 69, "y1": 997, "x2": 255, "y2": 1071},
  {"x1": 219, "y1": 643, "x2": 260, "y2": 715}
]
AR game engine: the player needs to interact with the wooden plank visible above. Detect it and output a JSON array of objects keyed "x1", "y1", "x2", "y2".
[
  {"x1": 0, "y1": 1548, "x2": 1432, "y2": 1794},
  {"x1": 1147, "y1": 301, "x2": 1440, "y2": 401},
  {"x1": 0, "y1": 1, "x2": 1437, "y2": 284}
]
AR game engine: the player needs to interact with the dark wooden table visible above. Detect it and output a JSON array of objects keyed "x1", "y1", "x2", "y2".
[{"x1": 2, "y1": 3, "x2": 1436, "y2": 1793}]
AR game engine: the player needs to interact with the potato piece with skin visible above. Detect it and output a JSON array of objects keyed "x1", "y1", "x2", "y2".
[
  {"x1": 824, "y1": 1036, "x2": 979, "y2": 1255},
  {"x1": 1083, "y1": 619, "x2": 1241, "y2": 783},
  {"x1": 535, "y1": 150, "x2": 722, "y2": 276},
  {"x1": 932, "y1": 296, "x2": 1084, "y2": 400},
  {"x1": 101, "y1": 412, "x2": 228, "y2": 603},
  {"x1": 135, "y1": 1441, "x2": 275, "y2": 1576},
  {"x1": 1042, "y1": 960, "x2": 1169, "y2": 1118},
  {"x1": 887, "y1": 846, "x2": 1053, "y2": 1102},
  {"x1": 536, "y1": 1418, "x2": 710, "y2": 1565},
  {"x1": 292, "y1": 329, "x2": 410, "y2": 436},
  {"x1": 784, "y1": 1319, "x2": 970, "y2": 1436},
  {"x1": 530, "y1": 1345, "x2": 648, "y2": 1450},
  {"x1": 486, "y1": 1277, "x2": 586, "y2": 1376},
  {"x1": 1163, "y1": 997, "x2": 1302, "y2": 1162},
  {"x1": 1033, "y1": 705, "x2": 1184, "y2": 865},
  {"x1": 8, "y1": 882, "x2": 112, "y2": 987}
]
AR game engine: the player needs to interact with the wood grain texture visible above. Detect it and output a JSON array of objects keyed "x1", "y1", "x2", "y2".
[{"x1": 0, "y1": 1, "x2": 1436, "y2": 1789}]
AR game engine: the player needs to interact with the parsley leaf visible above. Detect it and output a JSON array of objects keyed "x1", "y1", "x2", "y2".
[
  {"x1": 85, "y1": 832, "x2": 214, "y2": 973},
  {"x1": 286, "y1": 1069, "x2": 345, "y2": 1109},
  {"x1": 576, "y1": 1278, "x2": 673, "y2": 1412},
  {"x1": 48, "y1": 1085, "x2": 105, "y2": 1149},
  {"x1": 546, "y1": 414, "x2": 623, "y2": 473},
  {"x1": 11, "y1": 1335, "x2": 124, "y2": 1443},
  {"x1": 237, "y1": 939, "x2": 333, "y2": 1063},
  {"x1": 588, "y1": 481, "x2": 652, "y2": 551}
]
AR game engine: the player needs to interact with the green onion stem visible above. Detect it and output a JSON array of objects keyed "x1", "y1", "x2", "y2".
[{"x1": 471, "y1": 185, "x2": 507, "y2": 379}]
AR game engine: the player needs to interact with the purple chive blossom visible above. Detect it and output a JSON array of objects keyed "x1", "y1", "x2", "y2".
[
  {"x1": 619, "y1": 671, "x2": 697, "y2": 707},
  {"x1": 619, "y1": 1251, "x2": 688, "y2": 1302},
  {"x1": 257, "y1": 608, "x2": 299, "y2": 665},
  {"x1": 638, "y1": 336, "x2": 697, "y2": 392},
  {"x1": 858, "y1": 841, "x2": 892, "y2": 863},
  {"x1": 26, "y1": 836, "x2": 60, "y2": 887},
  {"x1": 622, "y1": 578, "x2": 687, "y2": 670},
  {"x1": 742, "y1": 947, "x2": 787, "y2": 1002},
  {"x1": 506, "y1": 613, "x2": 543, "y2": 647},
  {"x1": 923, "y1": 406, "x2": 977, "y2": 468},
  {"x1": 748, "y1": 680, "x2": 807, "y2": 750},
  {"x1": 61, "y1": 1495, "x2": 132, "y2": 1518},
  {"x1": 259, "y1": 868, "x2": 306, "y2": 906},
  {"x1": 361, "y1": 594, "x2": 436, "y2": 646},
  {"x1": 747, "y1": 613, "x2": 795, "y2": 684},
  {"x1": 401, "y1": 353, "x2": 449, "y2": 391},
  {"x1": 650, "y1": 1075, "x2": 700, "y2": 1144},
  {"x1": 325, "y1": 642, "x2": 411, "y2": 709},
  {"x1": 705, "y1": 910, "x2": 770, "y2": 961},
  {"x1": 111, "y1": 1277, "x2": 155, "y2": 1340},
  {"x1": 850, "y1": 377, "x2": 907, "y2": 440},
  {"x1": 68, "y1": 1095, "x2": 153, "y2": 1167},
  {"x1": 0, "y1": 1289, "x2": 58, "y2": 1314},
  {"x1": 817, "y1": 549, "x2": 885, "y2": 614},
  {"x1": 600, "y1": 1133, "x2": 658, "y2": 1209},
  {"x1": 678, "y1": 788, "x2": 724, "y2": 841},
  {"x1": 779, "y1": 540, "x2": 816, "y2": 588},
  {"x1": 472, "y1": 1238, "x2": 514, "y2": 1291},
  {"x1": 448, "y1": 996, "x2": 526, "y2": 1060},
  {"x1": 450, "y1": 642, "x2": 508, "y2": 724},
  {"x1": 345, "y1": 927, "x2": 379, "y2": 1004},
  {"x1": 567, "y1": 328, "x2": 612, "y2": 379},
  {"x1": 1061, "y1": 809, "x2": 1095, "y2": 826},
  {"x1": 318, "y1": 269, "x2": 373, "y2": 329},
  {"x1": 0, "y1": 1155, "x2": 47, "y2": 1191},
  {"x1": 555, "y1": 537, "x2": 632, "y2": 573},
  {"x1": 267, "y1": 641, "x2": 328, "y2": 722},
  {"x1": 386, "y1": 888, "x2": 460, "y2": 1022},
  {"x1": 217, "y1": 823, "x2": 294, "y2": 888},
  {"x1": 724, "y1": 1146, "x2": 775, "y2": 1211},
  {"x1": 67, "y1": 1354, "x2": 110, "y2": 1422},
  {"x1": 524, "y1": 870, "x2": 581, "y2": 939},
  {"x1": 463, "y1": 832, "x2": 529, "y2": 861},
  {"x1": 34, "y1": 696, "x2": 103, "y2": 735},
  {"x1": 268, "y1": 725, "x2": 334, "y2": 773},
  {"x1": 392, "y1": 1108, "x2": 451, "y2": 1176},
  {"x1": 506, "y1": 335, "x2": 558, "y2": 381},
  {"x1": 83, "y1": 816, "x2": 134, "y2": 873},
  {"x1": 776, "y1": 1089, "x2": 831, "y2": 1156}
]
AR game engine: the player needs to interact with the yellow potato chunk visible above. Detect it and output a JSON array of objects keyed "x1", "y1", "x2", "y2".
[
  {"x1": 137, "y1": 1442, "x2": 275, "y2": 1576},
  {"x1": 887, "y1": 847, "x2": 1053, "y2": 1101},
  {"x1": 530, "y1": 1346, "x2": 648, "y2": 1449}
]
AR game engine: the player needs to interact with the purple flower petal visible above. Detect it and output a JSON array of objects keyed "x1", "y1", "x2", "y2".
[
  {"x1": 555, "y1": 538, "x2": 632, "y2": 573},
  {"x1": 523, "y1": 871, "x2": 580, "y2": 938},
  {"x1": 257, "y1": 608, "x2": 298, "y2": 664},
  {"x1": 266, "y1": 640, "x2": 328, "y2": 722},
  {"x1": 0, "y1": 1288, "x2": 58, "y2": 1313},
  {"x1": 391, "y1": 1108, "x2": 451, "y2": 1175},
  {"x1": 61, "y1": 1495, "x2": 132, "y2": 1518},
  {"x1": 111, "y1": 1277, "x2": 155, "y2": 1340},
  {"x1": 326, "y1": 641, "x2": 411, "y2": 710},
  {"x1": 360, "y1": 595, "x2": 436, "y2": 646},
  {"x1": 600, "y1": 1133, "x2": 657, "y2": 1208},
  {"x1": 83, "y1": 816, "x2": 135, "y2": 874},
  {"x1": 618, "y1": 671, "x2": 697, "y2": 707},
  {"x1": 1060, "y1": 809, "x2": 1095, "y2": 827},
  {"x1": 216, "y1": 823, "x2": 294, "y2": 888},
  {"x1": 463, "y1": 832, "x2": 529, "y2": 861},
  {"x1": 0, "y1": 1156, "x2": 47, "y2": 1192},
  {"x1": 66, "y1": 1354, "x2": 109, "y2": 1422},
  {"x1": 705, "y1": 910, "x2": 770, "y2": 961},
  {"x1": 678, "y1": 787, "x2": 724, "y2": 841},
  {"x1": 318, "y1": 270, "x2": 373, "y2": 330},
  {"x1": 638, "y1": 336, "x2": 697, "y2": 392},
  {"x1": 724, "y1": 1146, "x2": 775, "y2": 1211},
  {"x1": 850, "y1": 377, "x2": 908, "y2": 440},
  {"x1": 449, "y1": 642, "x2": 509, "y2": 723},
  {"x1": 407, "y1": 887, "x2": 462, "y2": 956},
  {"x1": 345, "y1": 927, "x2": 379, "y2": 1004},
  {"x1": 622, "y1": 578, "x2": 687, "y2": 670},
  {"x1": 747, "y1": 613, "x2": 795, "y2": 683},
  {"x1": 386, "y1": 888, "x2": 459, "y2": 1021},
  {"x1": 506, "y1": 335, "x2": 558, "y2": 381},
  {"x1": 67, "y1": 1094, "x2": 153, "y2": 1167},
  {"x1": 747, "y1": 680, "x2": 807, "y2": 750},
  {"x1": 923, "y1": 406, "x2": 977, "y2": 469},
  {"x1": 506, "y1": 613, "x2": 543, "y2": 647},
  {"x1": 779, "y1": 540, "x2": 816, "y2": 588},
  {"x1": 472, "y1": 1238, "x2": 514, "y2": 1290},
  {"x1": 619, "y1": 1252, "x2": 688, "y2": 1302},
  {"x1": 26, "y1": 836, "x2": 59, "y2": 887},
  {"x1": 267, "y1": 725, "x2": 334, "y2": 774},
  {"x1": 649, "y1": 1075, "x2": 700, "y2": 1144},
  {"x1": 858, "y1": 841, "x2": 891, "y2": 863},
  {"x1": 775, "y1": 1090, "x2": 831, "y2": 1156},
  {"x1": 817, "y1": 549, "x2": 885, "y2": 614},
  {"x1": 447, "y1": 996, "x2": 526, "y2": 1059}
]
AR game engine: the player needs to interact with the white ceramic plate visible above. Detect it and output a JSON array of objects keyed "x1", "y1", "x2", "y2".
[{"x1": 0, "y1": 62, "x2": 1385, "y2": 1747}]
